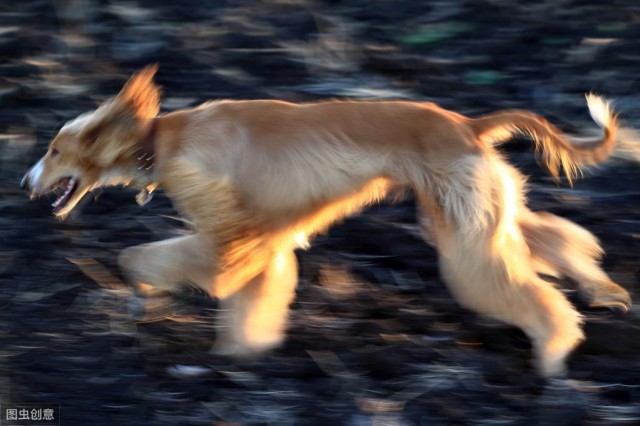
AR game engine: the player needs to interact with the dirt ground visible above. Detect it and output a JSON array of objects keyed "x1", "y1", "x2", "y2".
[{"x1": 0, "y1": 1, "x2": 639, "y2": 424}]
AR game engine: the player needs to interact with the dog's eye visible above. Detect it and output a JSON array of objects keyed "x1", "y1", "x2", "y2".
[
  {"x1": 84, "y1": 128, "x2": 99, "y2": 145},
  {"x1": 50, "y1": 148, "x2": 60, "y2": 157}
]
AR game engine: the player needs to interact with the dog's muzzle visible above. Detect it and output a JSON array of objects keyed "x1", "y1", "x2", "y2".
[
  {"x1": 20, "y1": 158, "x2": 44, "y2": 197},
  {"x1": 20, "y1": 174, "x2": 30, "y2": 191}
]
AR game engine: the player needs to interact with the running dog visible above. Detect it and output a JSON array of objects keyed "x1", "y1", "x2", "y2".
[{"x1": 21, "y1": 65, "x2": 631, "y2": 376}]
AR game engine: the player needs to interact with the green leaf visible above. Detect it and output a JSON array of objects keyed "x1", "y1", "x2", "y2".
[
  {"x1": 400, "y1": 22, "x2": 474, "y2": 46},
  {"x1": 463, "y1": 70, "x2": 506, "y2": 86}
]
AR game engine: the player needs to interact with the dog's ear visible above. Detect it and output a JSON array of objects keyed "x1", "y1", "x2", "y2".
[{"x1": 117, "y1": 64, "x2": 161, "y2": 119}]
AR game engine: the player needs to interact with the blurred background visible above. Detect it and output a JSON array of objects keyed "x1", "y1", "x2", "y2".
[{"x1": 0, "y1": 0, "x2": 639, "y2": 424}]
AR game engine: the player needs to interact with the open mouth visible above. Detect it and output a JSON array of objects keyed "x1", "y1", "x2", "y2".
[{"x1": 50, "y1": 176, "x2": 79, "y2": 214}]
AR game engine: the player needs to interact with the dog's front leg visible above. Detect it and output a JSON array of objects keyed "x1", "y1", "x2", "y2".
[
  {"x1": 119, "y1": 235, "x2": 299, "y2": 357},
  {"x1": 119, "y1": 233, "x2": 215, "y2": 296},
  {"x1": 213, "y1": 249, "x2": 299, "y2": 357}
]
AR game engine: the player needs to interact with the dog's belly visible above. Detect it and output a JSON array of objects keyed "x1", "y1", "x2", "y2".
[
  {"x1": 264, "y1": 182, "x2": 394, "y2": 243},
  {"x1": 236, "y1": 151, "x2": 391, "y2": 227}
]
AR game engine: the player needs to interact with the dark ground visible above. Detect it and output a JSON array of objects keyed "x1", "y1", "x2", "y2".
[{"x1": 1, "y1": 1, "x2": 640, "y2": 425}]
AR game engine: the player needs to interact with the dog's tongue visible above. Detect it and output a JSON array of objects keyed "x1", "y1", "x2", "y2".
[{"x1": 52, "y1": 177, "x2": 79, "y2": 213}]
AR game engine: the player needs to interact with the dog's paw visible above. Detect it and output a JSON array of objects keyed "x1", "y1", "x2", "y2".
[
  {"x1": 209, "y1": 343, "x2": 267, "y2": 364},
  {"x1": 126, "y1": 293, "x2": 177, "y2": 322},
  {"x1": 210, "y1": 334, "x2": 283, "y2": 361},
  {"x1": 126, "y1": 295, "x2": 146, "y2": 320},
  {"x1": 587, "y1": 282, "x2": 632, "y2": 313}
]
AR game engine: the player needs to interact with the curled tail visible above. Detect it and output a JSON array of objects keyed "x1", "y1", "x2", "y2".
[{"x1": 469, "y1": 94, "x2": 618, "y2": 184}]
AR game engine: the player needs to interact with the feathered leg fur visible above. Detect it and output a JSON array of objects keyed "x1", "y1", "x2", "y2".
[
  {"x1": 520, "y1": 211, "x2": 631, "y2": 311},
  {"x1": 417, "y1": 155, "x2": 585, "y2": 376},
  {"x1": 213, "y1": 250, "x2": 298, "y2": 356}
]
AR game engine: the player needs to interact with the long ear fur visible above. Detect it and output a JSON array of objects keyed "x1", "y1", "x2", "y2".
[{"x1": 117, "y1": 64, "x2": 161, "y2": 119}]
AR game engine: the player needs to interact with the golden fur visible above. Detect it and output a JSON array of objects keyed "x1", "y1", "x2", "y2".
[{"x1": 22, "y1": 66, "x2": 631, "y2": 376}]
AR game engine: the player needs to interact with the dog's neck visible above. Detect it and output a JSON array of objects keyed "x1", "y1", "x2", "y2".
[
  {"x1": 136, "y1": 117, "x2": 157, "y2": 172},
  {"x1": 132, "y1": 118, "x2": 159, "y2": 206}
]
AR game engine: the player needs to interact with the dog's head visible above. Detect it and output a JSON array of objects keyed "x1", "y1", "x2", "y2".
[{"x1": 21, "y1": 65, "x2": 161, "y2": 218}]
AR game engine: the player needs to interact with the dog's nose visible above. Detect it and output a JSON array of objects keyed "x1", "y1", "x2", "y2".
[{"x1": 20, "y1": 174, "x2": 30, "y2": 191}]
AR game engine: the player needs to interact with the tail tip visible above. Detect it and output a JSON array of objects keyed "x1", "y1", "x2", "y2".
[{"x1": 585, "y1": 93, "x2": 614, "y2": 129}]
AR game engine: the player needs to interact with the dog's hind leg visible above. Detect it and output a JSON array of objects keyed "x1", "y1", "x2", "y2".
[
  {"x1": 520, "y1": 210, "x2": 631, "y2": 312},
  {"x1": 213, "y1": 249, "x2": 298, "y2": 357},
  {"x1": 438, "y1": 250, "x2": 584, "y2": 376},
  {"x1": 416, "y1": 158, "x2": 584, "y2": 376}
]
